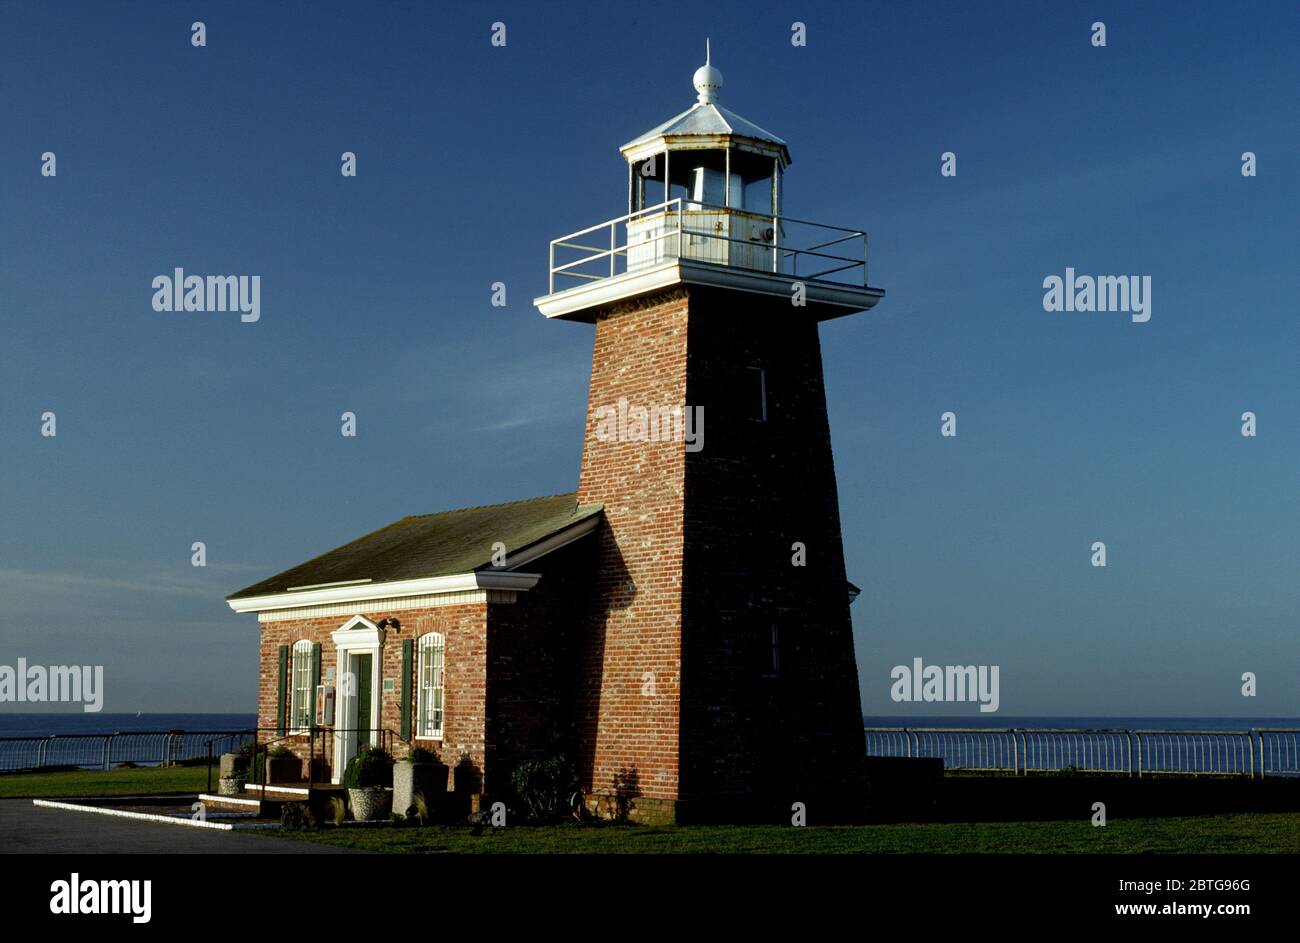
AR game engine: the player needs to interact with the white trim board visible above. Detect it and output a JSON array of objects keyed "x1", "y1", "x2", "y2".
[
  {"x1": 257, "y1": 590, "x2": 511, "y2": 623},
  {"x1": 31, "y1": 799, "x2": 276, "y2": 831},
  {"x1": 240, "y1": 783, "x2": 311, "y2": 797},
  {"x1": 197, "y1": 793, "x2": 262, "y2": 808},
  {"x1": 227, "y1": 570, "x2": 542, "y2": 615},
  {"x1": 505, "y1": 513, "x2": 601, "y2": 570},
  {"x1": 534, "y1": 257, "x2": 885, "y2": 321}
]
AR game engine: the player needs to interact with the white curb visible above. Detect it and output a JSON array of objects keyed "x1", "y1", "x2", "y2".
[{"x1": 31, "y1": 799, "x2": 278, "y2": 830}]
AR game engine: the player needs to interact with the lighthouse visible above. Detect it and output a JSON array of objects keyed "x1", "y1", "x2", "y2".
[{"x1": 536, "y1": 45, "x2": 885, "y2": 821}]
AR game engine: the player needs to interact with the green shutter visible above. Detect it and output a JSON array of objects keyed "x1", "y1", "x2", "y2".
[
  {"x1": 310, "y1": 643, "x2": 322, "y2": 727},
  {"x1": 275, "y1": 644, "x2": 289, "y2": 736},
  {"x1": 400, "y1": 638, "x2": 414, "y2": 741}
]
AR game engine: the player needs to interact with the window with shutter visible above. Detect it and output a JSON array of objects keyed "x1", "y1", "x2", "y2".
[
  {"x1": 416, "y1": 632, "x2": 445, "y2": 740},
  {"x1": 289, "y1": 639, "x2": 313, "y2": 734}
]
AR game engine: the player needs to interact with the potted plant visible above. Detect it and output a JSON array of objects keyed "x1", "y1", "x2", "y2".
[
  {"x1": 218, "y1": 771, "x2": 247, "y2": 796},
  {"x1": 218, "y1": 751, "x2": 248, "y2": 795},
  {"x1": 264, "y1": 745, "x2": 301, "y2": 784},
  {"x1": 394, "y1": 747, "x2": 448, "y2": 821},
  {"x1": 343, "y1": 746, "x2": 394, "y2": 821}
]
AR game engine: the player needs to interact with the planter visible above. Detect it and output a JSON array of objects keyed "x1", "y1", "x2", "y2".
[
  {"x1": 394, "y1": 761, "x2": 449, "y2": 819},
  {"x1": 265, "y1": 755, "x2": 302, "y2": 785},
  {"x1": 347, "y1": 786, "x2": 392, "y2": 822},
  {"x1": 218, "y1": 753, "x2": 243, "y2": 779},
  {"x1": 218, "y1": 776, "x2": 246, "y2": 797}
]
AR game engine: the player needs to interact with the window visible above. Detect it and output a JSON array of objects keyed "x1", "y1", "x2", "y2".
[
  {"x1": 289, "y1": 640, "x2": 313, "y2": 734},
  {"x1": 416, "y1": 633, "x2": 445, "y2": 740},
  {"x1": 746, "y1": 366, "x2": 767, "y2": 422}
]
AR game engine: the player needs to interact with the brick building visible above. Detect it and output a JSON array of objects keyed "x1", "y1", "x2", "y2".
[{"x1": 227, "y1": 48, "x2": 884, "y2": 823}]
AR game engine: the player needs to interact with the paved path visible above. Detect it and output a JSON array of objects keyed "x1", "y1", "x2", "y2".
[{"x1": 0, "y1": 799, "x2": 361, "y2": 854}]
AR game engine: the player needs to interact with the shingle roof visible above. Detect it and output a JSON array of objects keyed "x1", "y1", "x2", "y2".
[{"x1": 226, "y1": 493, "x2": 602, "y2": 601}]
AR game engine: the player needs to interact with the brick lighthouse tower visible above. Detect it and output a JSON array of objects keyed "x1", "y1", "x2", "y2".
[{"x1": 535, "y1": 45, "x2": 885, "y2": 822}]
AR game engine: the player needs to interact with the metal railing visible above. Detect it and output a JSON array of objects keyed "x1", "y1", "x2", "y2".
[
  {"x1": 547, "y1": 198, "x2": 868, "y2": 294},
  {"x1": 0, "y1": 729, "x2": 254, "y2": 773},
  {"x1": 241, "y1": 726, "x2": 400, "y2": 790},
  {"x1": 864, "y1": 727, "x2": 1300, "y2": 778}
]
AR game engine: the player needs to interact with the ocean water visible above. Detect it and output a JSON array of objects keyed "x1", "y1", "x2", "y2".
[
  {"x1": 862, "y1": 716, "x2": 1300, "y2": 731},
  {"x1": 2, "y1": 713, "x2": 1298, "y2": 773},
  {"x1": 2, "y1": 713, "x2": 1297, "y2": 738},
  {"x1": 0, "y1": 713, "x2": 257, "y2": 738}
]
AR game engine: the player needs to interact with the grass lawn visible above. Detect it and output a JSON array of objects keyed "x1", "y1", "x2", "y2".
[
  {"x1": 0, "y1": 766, "x2": 210, "y2": 799},
  {"x1": 260, "y1": 812, "x2": 1300, "y2": 854},
  {"x1": 7, "y1": 768, "x2": 1298, "y2": 853}
]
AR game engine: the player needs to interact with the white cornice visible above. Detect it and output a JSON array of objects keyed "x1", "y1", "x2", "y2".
[
  {"x1": 227, "y1": 570, "x2": 542, "y2": 615},
  {"x1": 534, "y1": 258, "x2": 885, "y2": 322}
]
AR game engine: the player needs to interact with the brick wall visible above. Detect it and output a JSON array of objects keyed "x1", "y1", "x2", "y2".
[
  {"x1": 575, "y1": 288, "x2": 690, "y2": 804},
  {"x1": 484, "y1": 535, "x2": 595, "y2": 796},
  {"x1": 679, "y1": 287, "x2": 866, "y2": 805},
  {"x1": 572, "y1": 285, "x2": 866, "y2": 814},
  {"x1": 255, "y1": 602, "x2": 487, "y2": 790}
]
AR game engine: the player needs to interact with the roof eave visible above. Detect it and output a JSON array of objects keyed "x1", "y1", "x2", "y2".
[
  {"x1": 620, "y1": 134, "x2": 791, "y2": 169},
  {"x1": 226, "y1": 570, "x2": 543, "y2": 615}
]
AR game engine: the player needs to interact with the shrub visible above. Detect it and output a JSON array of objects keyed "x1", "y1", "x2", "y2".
[
  {"x1": 269, "y1": 745, "x2": 296, "y2": 759},
  {"x1": 280, "y1": 802, "x2": 316, "y2": 831},
  {"x1": 405, "y1": 791, "x2": 429, "y2": 826},
  {"x1": 405, "y1": 747, "x2": 440, "y2": 765},
  {"x1": 510, "y1": 755, "x2": 578, "y2": 823},
  {"x1": 343, "y1": 746, "x2": 393, "y2": 789}
]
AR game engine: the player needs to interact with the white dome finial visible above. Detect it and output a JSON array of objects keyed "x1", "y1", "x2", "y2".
[{"x1": 693, "y1": 39, "x2": 722, "y2": 105}]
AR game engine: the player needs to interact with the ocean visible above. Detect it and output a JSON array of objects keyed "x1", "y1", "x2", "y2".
[
  {"x1": 0, "y1": 713, "x2": 257, "y2": 738},
  {"x1": 861, "y1": 716, "x2": 1300, "y2": 731},
  {"x1": 1, "y1": 713, "x2": 1297, "y2": 738}
]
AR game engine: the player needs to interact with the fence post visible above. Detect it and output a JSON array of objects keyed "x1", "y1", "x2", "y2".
[
  {"x1": 102, "y1": 735, "x2": 112, "y2": 771},
  {"x1": 38, "y1": 736, "x2": 49, "y2": 769}
]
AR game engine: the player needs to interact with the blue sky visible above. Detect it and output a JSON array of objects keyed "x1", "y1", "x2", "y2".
[{"x1": 1, "y1": 1, "x2": 1297, "y2": 716}]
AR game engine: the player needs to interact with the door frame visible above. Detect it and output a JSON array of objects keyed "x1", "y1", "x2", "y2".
[{"x1": 330, "y1": 615, "x2": 385, "y2": 784}]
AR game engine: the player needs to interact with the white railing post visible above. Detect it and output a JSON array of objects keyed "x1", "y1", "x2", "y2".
[{"x1": 772, "y1": 214, "x2": 780, "y2": 274}]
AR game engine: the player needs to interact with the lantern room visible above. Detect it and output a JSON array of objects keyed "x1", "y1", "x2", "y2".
[
  {"x1": 619, "y1": 42, "x2": 790, "y2": 272},
  {"x1": 536, "y1": 42, "x2": 883, "y2": 323}
]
